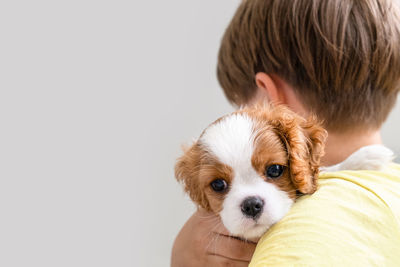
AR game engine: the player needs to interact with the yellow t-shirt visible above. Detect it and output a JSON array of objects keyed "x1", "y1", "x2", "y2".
[{"x1": 250, "y1": 163, "x2": 400, "y2": 267}]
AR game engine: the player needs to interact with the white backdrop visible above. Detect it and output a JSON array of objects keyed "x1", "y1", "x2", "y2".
[{"x1": 0, "y1": 1, "x2": 399, "y2": 266}]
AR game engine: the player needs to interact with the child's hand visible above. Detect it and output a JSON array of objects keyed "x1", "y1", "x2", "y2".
[{"x1": 171, "y1": 209, "x2": 257, "y2": 267}]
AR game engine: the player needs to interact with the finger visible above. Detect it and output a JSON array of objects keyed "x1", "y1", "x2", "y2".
[
  {"x1": 206, "y1": 232, "x2": 257, "y2": 262},
  {"x1": 206, "y1": 253, "x2": 250, "y2": 267},
  {"x1": 195, "y1": 209, "x2": 259, "y2": 243},
  {"x1": 196, "y1": 209, "x2": 235, "y2": 234},
  {"x1": 194, "y1": 209, "x2": 232, "y2": 236}
]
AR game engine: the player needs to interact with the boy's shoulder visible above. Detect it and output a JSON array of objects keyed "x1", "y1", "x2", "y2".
[
  {"x1": 319, "y1": 163, "x2": 400, "y2": 223},
  {"x1": 250, "y1": 164, "x2": 400, "y2": 267}
]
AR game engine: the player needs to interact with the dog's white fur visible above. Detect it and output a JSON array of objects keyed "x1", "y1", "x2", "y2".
[
  {"x1": 201, "y1": 114, "x2": 293, "y2": 239},
  {"x1": 201, "y1": 114, "x2": 255, "y2": 168}
]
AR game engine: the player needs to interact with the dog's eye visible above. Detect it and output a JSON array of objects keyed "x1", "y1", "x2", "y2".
[
  {"x1": 265, "y1": 164, "x2": 284, "y2": 179},
  {"x1": 210, "y1": 179, "x2": 228, "y2": 192}
]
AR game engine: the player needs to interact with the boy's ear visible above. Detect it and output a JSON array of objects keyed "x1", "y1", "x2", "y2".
[
  {"x1": 175, "y1": 143, "x2": 210, "y2": 210},
  {"x1": 255, "y1": 72, "x2": 288, "y2": 104},
  {"x1": 255, "y1": 72, "x2": 283, "y2": 104},
  {"x1": 272, "y1": 113, "x2": 327, "y2": 194}
]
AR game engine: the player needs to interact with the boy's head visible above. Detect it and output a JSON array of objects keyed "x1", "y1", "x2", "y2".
[{"x1": 217, "y1": 0, "x2": 400, "y2": 132}]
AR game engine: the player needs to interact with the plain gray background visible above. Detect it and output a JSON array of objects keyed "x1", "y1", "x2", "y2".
[{"x1": 0, "y1": 1, "x2": 399, "y2": 266}]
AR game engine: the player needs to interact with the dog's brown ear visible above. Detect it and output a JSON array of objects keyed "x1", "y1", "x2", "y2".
[
  {"x1": 175, "y1": 143, "x2": 210, "y2": 209},
  {"x1": 272, "y1": 113, "x2": 327, "y2": 194}
]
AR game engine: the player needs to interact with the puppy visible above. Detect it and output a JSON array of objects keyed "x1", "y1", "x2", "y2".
[
  {"x1": 175, "y1": 105, "x2": 326, "y2": 239},
  {"x1": 175, "y1": 105, "x2": 394, "y2": 239}
]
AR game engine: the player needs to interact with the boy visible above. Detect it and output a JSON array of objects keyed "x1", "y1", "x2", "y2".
[{"x1": 172, "y1": 0, "x2": 400, "y2": 266}]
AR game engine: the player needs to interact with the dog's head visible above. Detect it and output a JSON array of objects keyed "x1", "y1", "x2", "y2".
[{"x1": 175, "y1": 105, "x2": 326, "y2": 239}]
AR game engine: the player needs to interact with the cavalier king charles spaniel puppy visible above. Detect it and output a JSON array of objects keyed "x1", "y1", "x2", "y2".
[{"x1": 175, "y1": 105, "x2": 393, "y2": 240}]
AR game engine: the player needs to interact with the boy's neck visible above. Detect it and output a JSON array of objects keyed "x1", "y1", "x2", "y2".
[{"x1": 321, "y1": 129, "x2": 382, "y2": 167}]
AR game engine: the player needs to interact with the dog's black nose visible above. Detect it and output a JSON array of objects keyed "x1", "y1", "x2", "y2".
[{"x1": 241, "y1": 196, "x2": 264, "y2": 219}]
